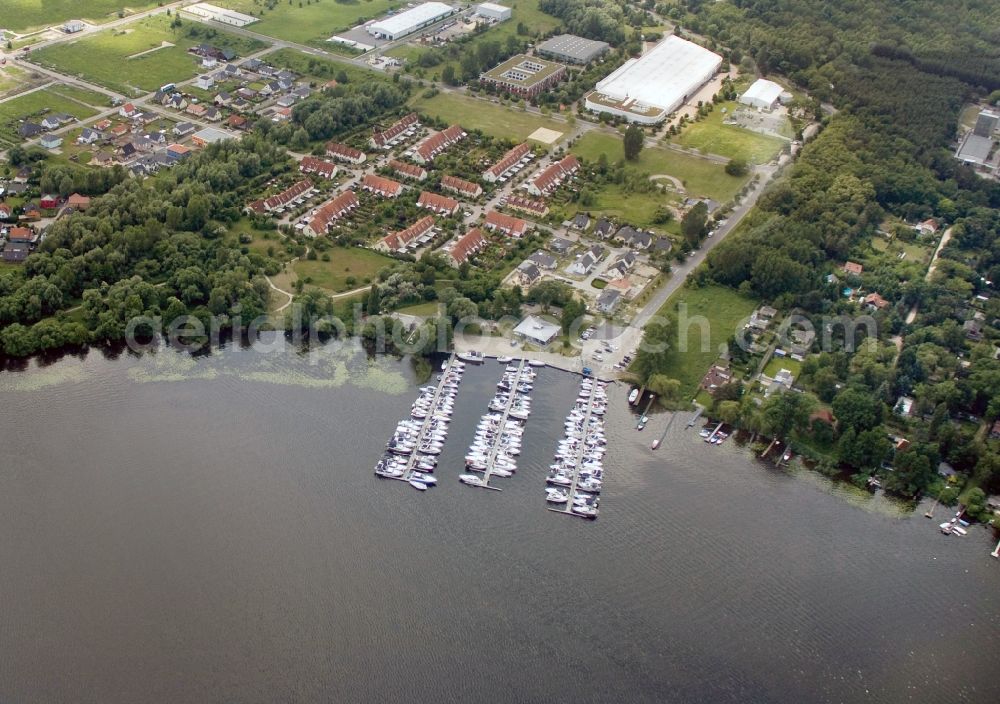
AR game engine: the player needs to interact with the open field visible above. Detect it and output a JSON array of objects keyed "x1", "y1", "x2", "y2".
[
  {"x1": 397, "y1": 301, "x2": 443, "y2": 316},
  {"x1": 31, "y1": 16, "x2": 265, "y2": 96},
  {"x1": 553, "y1": 184, "x2": 681, "y2": 233},
  {"x1": 675, "y1": 102, "x2": 788, "y2": 164},
  {"x1": 0, "y1": 88, "x2": 99, "y2": 144},
  {"x1": 215, "y1": 0, "x2": 404, "y2": 45},
  {"x1": 263, "y1": 48, "x2": 387, "y2": 86},
  {"x1": 3, "y1": 0, "x2": 162, "y2": 33},
  {"x1": 48, "y1": 84, "x2": 112, "y2": 107},
  {"x1": 572, "y1": 131, "x2": 747, "y2": 202},
  {"x1": 295, "y1": 247, "x2": 394, "y2": 293},
  {"x1": 654, "y1": 284, "x2": 757, "y2": 398},
  {"x1": 0, "y1": 64, "x2": 30, "y2": 95},
  {"x1": 409, "y1": 92, "x2": 568, "y2": 143}
]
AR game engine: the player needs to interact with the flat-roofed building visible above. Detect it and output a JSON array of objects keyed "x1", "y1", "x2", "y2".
[
  {"x1": 480, "y1": 54, "x2": 567, "y2": 98},
  {"x1": 367, "y1": 2, "x2": 454, "y2": 40},
  {"x1": 476, "y1": 3, "x2": 511, "y2": 21},
  {"x1": 536, "y1": 34, "x2": 609, "y2": 65}
]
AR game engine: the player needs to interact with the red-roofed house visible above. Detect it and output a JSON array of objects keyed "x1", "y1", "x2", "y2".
[
  {"x1": 362, "y1": 174, "x2": 403, "y2": 198},
  {"x1": 304, "y1": 190, "x2": 359, "y2": 237},
  {"x1": 325, "y1": 142, "x2": 366, "y2": 164},
  {"x1": 0, "y1": 203, "x2": 12, "y2": 220},
  {"x1": 299, "y1": 156, "x2": 338, "y2": 179},
  {"x1": 505, "y1": 195, "x2": 548, "y2": 217},
  {"x1": 389, "y1": 159, "x2": 428, "y2": 182},
  {"x1": 249, "y1": 178, "x2": 314, "y2": 214},
  {"x1": 484, "y1": 210, "x2": 529, "y2": 238},
  {"x1": 412, "y1": 125, "x2": 466, "y2": 164},
  {"x1": 118, "y1": 103, "x2": 138, "y2": 118},
  {"x1": 483, "y1": 142, "x2": 531, "y2": 183},
  {"x1": 7, "y1": 227, "x2": 38, "y2": 245},
  {"x1": 864, "y1": 292, "x2": 890, "y2": 310},
  {"x1": 916, "y1": 218, "x2": 940, "y2": 236},
  {"x1": 66, "y1": 193, "x2": 91, "y2": 211},
  {"x1": 524, "y1": 155, "x2": 579, "y2": 197},
  {"x1": 371, "y1": 112, "x2": 420, "y2": 149},
  {"x1": 446, "y1": 228, "x2": 487, "y2": 266},
  {"x1": 417, "y1": 191, "x2": 460, "y2": 216},
  {"x1": 40, "y1": 194, "x2": 60, "y2": 209},
  {"x1": 842, "y1": 261, "x2": 863, "y2": 275},
  {"x1": 377, "y1": 215, "x2": 435, "y2": 253},
  {"x1": 441, "y1": 174, "x2": 482, "y2": 199}
]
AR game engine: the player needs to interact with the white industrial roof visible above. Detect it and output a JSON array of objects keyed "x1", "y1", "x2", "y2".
[
  {"x1": 477, "y1": 2, "x2": 510, "y2": 12},
  {"x1": 593, "y1": 36, "x2": 722, "y2": 112},
  {"x1": 369, "y1": 2, "x2": 453, "y2": 36},
  {"x1": 742, "y1": 78, "x2": 784, "y2": 105}
]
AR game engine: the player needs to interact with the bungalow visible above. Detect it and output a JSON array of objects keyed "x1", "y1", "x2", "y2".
[
  {"x1": 412, "y1": 125, "x2": 466, "y2": 164},
  {"x1": 2, "y1": 242, "x2": 29, "y2": 263},
  {"x1": 186, "y1": 103, "x2": 208, "y2": 118},
  {"x1": 842, "y1": 261, "x2": 863, "y2": 276},
  {"x1": 173, "y1": 122, "x2": 196, "y2": 137},
  {"x1": 304, "y1": 190, "x2": 360, "y2": 237},
  {"x1": 275, "y1": 94, "x2": 298, "y2": 109},
  {"x1": 377, "y1": 215, "x2": 436, "y2": 253},
  {"x1": 651, "y1": 236, "x2": 672, "y2": 254},
  {"x1": 7, "y1": 227, "x2": 38, "y2": 245},
  {"x1": 523, "y1": 250, "x2": 555, "y2": 272},
  {"x1": 594, "y1": 218, "x2": 614, "y2": 239},
  {"x1": 515, "y1": 261, "x2": 542, "y2": 287},
  {"x1": 20, "y1": 203, "x2": 42, "y2": 221},
  {"x1": 236, "y1": 88, "x2": 258, "y2": 102},
  {"x1": 66, "y1": 193, "x2": 91, "y2": 211},
  {"x1": 371, "y1": 113, "x2": 420, "y2": 149},
  {"x1": 700, "y1": 363, "x2": 732, "y2": 394},
  {"x1": 549, "y1": 237, "x2": 572, "y2": 254},
  {"x1": 325, "y1": 142, "x2": 366, "y2": 165},
  {"x1": 441, "y1": 175, "x2": 482, "y2": 199},
  {"x1": 616, "y1": 226, "x2": 652, "y2": 250},
  {"x1": 299, "y1": 156, "x2": 338, "y2": 180},
  {"x1": 18, "y1": 122, "x2": 44, "y2": 139},
  {"x1": 505, "y1": 195, "x2": 548, "y2": 218},
  {"x1": 226, "y1": 115, "x2": 249, "y2": 130},
  {"x1": 118, "y1": 103, "x2": 138, "y2": 118},
  {"x1": 484, "y1": 210, "x2": 529, "y2": 238},
  {"x1": 446, "y1": 228, "x2": 487, "y2": 266},
  {"x1": 747, "y1": 305, "x2": 777, "y2": 331},
  {"x1": 417, "y1": 191, "x2": 460, "y2": 216},
  {"x1": 568, "y1": 245, "x2": 604, "y2": 276},
  {"x1": 915, "y1": 218, "x2": 939, "y2": 236},
  {"x1": 863, "y1": 292, "x2": 890, "y2": 311},
  {"x1": 39, "y1": 134, "x2": 63, "y2": 150},
  {"x1": 595, "y1": 288, "x2": 622, "y2": 314},
  {"x1": 524, "y1": 155, "x2": 579, "y2": 197},
  {"x1": 39, "y1": 194, "x2": 60, "y2": 209},
  {"x1": 572, "y1": 212, "x2": 591, "y2": 230},
  {"x1": 389, "y1": 159, "x2": 428, "y2": 182},
  {"x1": 362, "y1": 174, "x2": 403, "y2": 198},
  {"x1": 482, "y1": 142, "x2": 531, "y2": 183},
  {"x1": 77, "y1": 128, "x2": 102, "y2": 145}
]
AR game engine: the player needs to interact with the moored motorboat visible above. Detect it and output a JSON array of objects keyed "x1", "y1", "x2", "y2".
[
  {"x1": 628, "y1": 388, "x2": 639, "y2": 404},
  {"x1": 409, "y1": 479, "x2": 428, "y2": 491}
]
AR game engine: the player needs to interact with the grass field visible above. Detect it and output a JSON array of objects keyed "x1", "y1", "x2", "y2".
[
  {"x1": 48, "y1": 84, "x2": 111, "y2": 107},
  {"x1": 397, "y1": 301, "x2": 444, "y2": 316},
  {"x1": 264, "y1": 48, "x2": 387, "y2": 85},
  {"x1": 215, "y1": 0, "x2": 404, "y2": 45},
  {"x1": 0, "y1": 88, "x2": 99, "y2": 144},
  {"x1": 3, "y1": 0, "x2": 162, "y2": 33},
  {"x1": 675, "y1": 102, "x2": 787, "y2": 164},
  {"x1": 409, "y1": 92, "x2": 568, "y2": 143},
  {"x1": 654, "y1": 284, "x2": 757, "y2": 398},
  {"x1": 31, "y1": 16, "x2": 264, "y2": 96},
  {"x1": 572, "y1": 131, "x2": 747, "y2": 202},
  {"x1": 295, "y1": 247, "x2": 394, "y2": 293},
  {"x1": 0, "y1": 65, "x2": 29, "y2": 95}
]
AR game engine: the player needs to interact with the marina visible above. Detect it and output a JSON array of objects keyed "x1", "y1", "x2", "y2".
[
  {"x1": 460, "y1": 358, "x2": 534, "y2": 490},
  {"x1": 546, "y1": 377, "x2": 609, "y2": 519},
  {"x1": 373, "y1": 355, "x2": 465, "y2": 489}
]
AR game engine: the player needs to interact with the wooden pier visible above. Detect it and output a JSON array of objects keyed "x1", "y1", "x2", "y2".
[
  {"x1": 549, "y1": 381, "x2": 600, "y2": 519},
  {"x1": 650, "y1": 412, "x2": 676, "y2": 451},
  {"x1": 464, "y1": 358, "x2": 528, "y2": 491},
  {"x1": 687, "y1": 406, "x2": 704, "y2": 428},
  {"x1": 386, "y1": 355, "x2": 461, "y2": 485}
]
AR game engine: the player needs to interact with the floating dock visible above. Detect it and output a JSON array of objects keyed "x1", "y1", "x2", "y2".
[
  {"x1": 547, "y1": 379, "x2": 607, "y2": 520},
  {"x1": 687, "y1": 406, "x2": 704, "y2": 427}
]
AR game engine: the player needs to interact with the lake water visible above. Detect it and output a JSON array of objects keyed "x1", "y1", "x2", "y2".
[{"x1": 1, "y1": 341, "x2": 998, "y2": 703}]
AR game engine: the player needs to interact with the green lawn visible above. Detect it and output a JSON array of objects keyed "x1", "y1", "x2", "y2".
[
  {"x1": 0, "y1": 88, "x2": 99, "y2": 144},
  {"x1": 3, "y1": 0, "x2": 162, "y2": 33},
  {"x1": 295, "y1": 247, "x2": 394, "y2": 292},
  {"x1": 675, "y1": 101, "x2": 787, "y2": 164},
  {"x1": 409, "y1": 91, "x2": 568, "y2": 143},
  {"x1": 572, "y1": 131, "x2": 748, "y2": 202},
  {"x1": 654, "y1": 284, "x2": 758, "y2": 398},
  {"x1": 215, "y1": 0, "x2": 404, "y2": 45},
  {"x1": 31, "y1": 16, "x2": 265, "y2": 96},
  {"x1": 264, "y1": 48, "x2": 387, "y2": 85},
  {"x1": 555, "y1": 184, "x2": 681, "y2": 232},
  {"x1": 764, "y1": 355, "x2": 802, "y2": 379},
  {"x1": 397, "y1": 301, "x2": 444, "y2": 316},
  {"x1": 49, "y1": 84, "x2": 112, "y2": 107},
  {"x1": 0, "y1": 65, "x2": 28, "y2": 95}
]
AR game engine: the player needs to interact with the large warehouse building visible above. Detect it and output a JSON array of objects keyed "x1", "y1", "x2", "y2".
[
  {"x1": 476, "y1": 3, "x2": 511, "y2": 21},
  {"x1": 739, "y1": 78, "x2": 785, "y2": 110},
  {"x1": 536, "y1": 34, "x2": 610, "y2": 64},
  {"x1": 584, "y1": 36, "x2": 722, "y2": 124},
  {"x1": 367, "y1": 2, "x2": 455, "y2": 40}
]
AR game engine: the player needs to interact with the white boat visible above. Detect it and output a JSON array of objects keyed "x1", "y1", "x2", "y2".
[
  {"x1": 571, "y1": 504, "x2": 598, "y2": 518},
  {"x1": 496, "y1": 355, "x2": 513, "y2": 363},
  {"x1": 546, "y1": 490, "x2": 568, "y2": 503},
  {"x1": 411, "y1": 472, "x2": 437, "y2": 485},
  {"x1": 628, "y1": 388, "x2": 639, "y2": 404},
  {"x1": 409, "y1": 479, "x2": 428, "y2": 491},
  {"x1": 457, "y1": 351, "x2": 485, "y2": 363},
  {"x1": 528, "y1": 359, "x2": 545, "y2": 367},
  {"x1": 459, "y1": 474, "x2": 485, "y2": 486}
]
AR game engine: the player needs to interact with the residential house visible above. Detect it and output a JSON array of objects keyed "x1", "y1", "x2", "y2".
[
  {"x1": 66, "y1": 193, "x2": 91, "y2": 211},
  {"x1": 700, "y1": 363, "x2": 732, "y2": 394},
  {"x1": 964, "y1": 319, "x2": 984, "y2": 341},
  {"x1": 118, "y1": 103, "x2": 138, "y2": 119},
  {"x1": 362, "y1": 174, "x2": 403, "y2": 198},
  {"x1": 249, "y1": 178, "x2": 314, "y2": 214},
  {"x1": 173, "y1": 122, "x2": 196, "y2": 137},
  {"x1": 616, "y1": 225, "x2": 652, "y2": 250},
  {"x1": 515, "y1": 261, "x2": 541, "y2": 287},
  {"x1": 482, "y1": 142, "x2": 531, "y2": 182},
  {"x1": 166, "y1": 93, "x2": 188, "y2": 110},
  {"x1": 275, "y1": 94, "x2": 298, "y2": 109},
  {"x1": 166, "y1": 143, "x2": 191, "y2": 160},
  {"x1": 203, "y1": 106, "x2": 221, "y2": 122},
  {"x1": 606, "y1": 251, "x2": 636, "y2": 279},
  {"x1": 412, "y1": 125, "x2": 466, "y2": 164},
  {"x1": 895, "y1": 396, "x2": 915, "y2": 417},
  {"x1": 441, "y1": 175, "x2": 483, "y2": 199},
  {"x1": 606, "y1": 277, "x2": 634, "y2": 299},
  {"x1": 842, "y1": 261, "x2": 863, "y2": 276},
  {"x1": 0, "y1": 203, "x2": 12, "y2": 220},
  {"x1": 18, "y1": 122, "x2": 44, "y2": 139},
  {"x1": 40, "y1": 115, "x2": 63, "y2": 131},
  {"x1": 484, "y1": 210, "x2": 529, "y2": 238},
  {"x1": 377, "y1": 215, "x2": 436, "y2": 253},
  {"x1": 990, "y1": 419, "x2": 1000, "y2": 440},
  {"x1": 549, "y1": 237, "x2": 572, "y2": 254},
  {"x1": 2, "y1": 242, "x2": 29, "y2": 262},
  {"x1": 594, "y1": 218, "x2": 614, "y2": 239},
  {"x1": 915, "y1": 218, "x2": 940, "y2": 236},
  {"x1": 226, "y1": 115, "x2": 249, "y2": 130},
  {"x1": 39, "y1": 134, "x2": 63, "y2": 149},
  {"x1": 595, "y1": 288, "x2": 622, "y2": 314},
  {"x1": 766, "y1": 368, "x2": 795, "y2": 396},
  {"x1": 20, "y1": 203, "x2": 42, "y2": 221},
  {"x1": 505, "y1": 195, "x2": 548, "y2": 218},
  {"x1": 446, "y1": 228, "x2": 487, "y2": 266},
  {"x1": 77, "y1": 128, "x2": 102, "y2": 145},
  {"x1": 788, "y1": 328, "x2": 816, "y2": 358},
  {"x1": 299, "y1": 156, "x2": 338, "y2": 180},
  {"x1": 39, "y1": 194, "x2": 60, "y2": 210},
  {"x1": 303, "y1": 190, "x2": 359, "y2": 237},
  {"x1": 325, "y1": 142, "x2": 366, "y2": 165},
  {"x1": 568, "y1": 245, "x2": 604, "y2": 276},
  {"x1": 93, "y1": 119, "x2": 112, "y2": 131},
  {"x1": 186, "y1": 103, "x2": 208, "y2": 119},
  {"x1": 417, "y1": 191, "x2": 460, "y2": 216},
  {"x1": 651, "y1": 236, "x2": 672, "y2": 254},
  {"x1": 371, "y1": 113, "x2": 420, "y2": 149},
  {"x1": 863, "y1": 292, "x2": 890, "y2": 311},
  {"x1": 571, "y1": 212, "x2": 590, "y2": 230},
  {"x1": 7, "y1": 227, "x2": 38, "y2": 245},
  {"x1": 528, "y1": 251, "x2": 557, "y2": 270},
  {"x1": 524, "y1": 155, "x2": 579, "y2": 197},
  {"x1": 388, "y1": 159, "x2": 427, "y2": 182},
  {"x1": 747, "y1": 305, "x2": 778, "y2": 331},
  {"x1": 214, "y1": 91, "x2": 233, "y2": 107}
]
